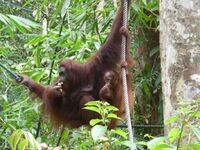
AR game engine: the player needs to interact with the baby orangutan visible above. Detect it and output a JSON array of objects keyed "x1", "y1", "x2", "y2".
[{"x1": 99, "y1": 71, "x2": 118, "y2": 103}]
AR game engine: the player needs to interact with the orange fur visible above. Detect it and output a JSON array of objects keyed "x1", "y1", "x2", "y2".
[{"x1": 20, "y1": 0, "x2": 133, "y2": 128}]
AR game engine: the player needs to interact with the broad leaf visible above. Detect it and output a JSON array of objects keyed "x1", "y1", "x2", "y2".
[
  {"x1": 89, "y1": 119, "x2": 103, "y2": 126},
  {"x1": 191, "y1": 112, "x2": 200, "y2": 118},
  {"x1": 18, "y1": 139, "x2": 29, "y2": 150},
  {"x1": 24, "y1": 131, "x2": 41, "y2": 150},
  {"x1": 91, "y1": 125, "x2": 107, "y2": 141},
  {"x1": 8, "y1": 15, "x2": 40, "y2": 28},
  {"x1": 107, "y1": 113, "x2": 121, "y2": 120},
  {"x1": 147, "y1": 137, "x2": 167, "y2": 149},
  {"x1": 168, "y1": 128, "x2": 180, "y2": 143},
  {"x1": 8, "y1": 130, "x2": 23, "y2": 150},
  {"x1": 164, "y1": 116, "x2": 178, "y2": 125},
  {"x1": 83, "y1": 106, "x2": 100, "y2": 114},
  {"x1": 106, "y1": 105, "x2": 119, "y2": 111},
  {"x1": 111, "y1": 129, "x2": 128, "y2": 139},
  {"x1": 151, "y1": 143, "x2": 174, "y2": 150},
  {"x1": 84, "y1": 101, "x2": 101, "y2": 107}
]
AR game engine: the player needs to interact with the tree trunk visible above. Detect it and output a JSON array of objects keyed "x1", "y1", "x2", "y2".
[{"x1": 160, "y1": 0, "x2": 200, "y2": 134}]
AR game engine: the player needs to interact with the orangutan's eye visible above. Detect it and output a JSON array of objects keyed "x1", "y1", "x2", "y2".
[{"x1": 59, "y1": 67, "x2": 67, "y2": 81}]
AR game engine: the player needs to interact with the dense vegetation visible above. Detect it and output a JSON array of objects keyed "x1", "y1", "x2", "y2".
[
  {"x1": 1, "y1": 0, "x2": 158, "y2": 149},
  {"x1": 1, "y1": 0, "x2": 199, "y2": 150}
]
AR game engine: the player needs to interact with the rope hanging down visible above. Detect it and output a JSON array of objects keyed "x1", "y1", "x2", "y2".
[{"x1": 121, "y1": 0, "x2": 134, "y2": 148}]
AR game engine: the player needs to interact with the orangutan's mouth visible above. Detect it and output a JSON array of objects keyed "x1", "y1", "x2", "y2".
[{"x1": 53, "y1": 82, "x2": 63, "y2": 92}]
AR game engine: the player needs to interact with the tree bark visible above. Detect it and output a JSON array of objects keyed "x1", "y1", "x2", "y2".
[{"x1": 160, "y1": 0, "x2": 200, "y2": 134}]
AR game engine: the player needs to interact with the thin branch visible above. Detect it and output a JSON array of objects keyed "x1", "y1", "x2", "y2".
[
  {"x1": 56, "y1": 126, "x2": 65, "y2": 146},
  {"x1": 48, "y1": 13, "x2": 67, "y2": 84},
  {"x1": 177, "y1": 120, "x2": 186, "y2": 150}
]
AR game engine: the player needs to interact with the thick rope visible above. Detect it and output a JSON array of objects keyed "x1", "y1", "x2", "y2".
[{"x1": 121, "y1": 0, "x2": 134, "y2": 148}]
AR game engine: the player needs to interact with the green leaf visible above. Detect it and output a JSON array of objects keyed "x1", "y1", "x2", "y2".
[
  {"x1": 144, "y1": 134, "x2": 154, "y2": 139},
  {"x1": 136, "y1": 141, "x2": 147, "y2": 146},
  {"x1": 8, "y1": 15, "x2": 40, "y2": 28},
  {"x1": 107, "y1": 114, "x2": 121, "y2": 120},
  {"x1": 111, "y1": 129, "x2": 128, "y2": 140},
  {"x1": 181, "y1": 107, "x2": 187, "y2": 115},
  {"x1": 89, "y1": 119, "x2": 103, "y2": 126},
  {"x1": 106, "y1": 105, "x2": 119, "y2": 112},
  {"x1": 0, "y1": 14, "x2": 14, "y2": 30},
  {"x1": 23, "y1": 0, "x2": 33, "y2": 7},
  {"x1": 33, "y1": 48, "x2": 42, "y2": 67},
  {"x1": 147, "y1": 137, "x2": 167, "y2": 149},
  {"x1": 188, "y1": 144, "x2": 200, "y2": 150},
  {"x1": 74, "y1": 140, "x2": 93, "y2": 150},
  {"x1": 151, "y1": 143, "x2": 173, "y2": 150},
  {"x1": 18, "y1": 139, "x2": 29, "y2": 150},
  {"x1": 168, "y1": 128, "x2": 180, "y2": 143},
  {"x1": 195, "y1": 99, "x2": 200, "y2": 103},
  {"x1": 142, "y1": 81, "x2": 151, "y2": 97},
  {"x1": 32, "y1": 71, "x2": 45, "y2": 82},
  {"x1": 61, "y1": 0, "x2": 71, "y2": 18},
  {"x1": 11, "y1": 19, "x2": 27, "y2": 33},
  {"x1": 164, "y1": 116, "x2": 178, "y2": 125},
  {"x1": 0, "y1": 14, "x2": 40, "y2": 34},
  {"x1": 91, "y1": 125, "x2": 107, "y2": 141},
  {"x1": 0, "y1": 14, "x2": 9, "y2": 25},
  {"x1": 84, "y1": 101, "x2": 101, "y2": 107},
  {"x1": 28, "y1": 35, "x2": 45, "y2": 46},
  {"x1": 191, "y1": 112, "x2": 200, "y2": 118},
  {"x1": 8, "y1": 130, "x2": 23, "y2": 150},
  {"x1": 190, "y1": 125, "x2": 200, "y2": 141},
  {"x1": 132, "y1": 3, "x2": 140, "y2": 12},
  {"x1": 83, "y1": 106, "x2": 100, "y2": 114},
  {"x1": 24, "y1": 131, "x2": 40, "y2": 149}
]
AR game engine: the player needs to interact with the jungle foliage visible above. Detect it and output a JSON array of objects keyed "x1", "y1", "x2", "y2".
[{"x1": 0, "y1": 0, "x2": 165, "y2": 149}]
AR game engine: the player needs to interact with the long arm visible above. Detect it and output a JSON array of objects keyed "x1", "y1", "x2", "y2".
[
  {"x1": 95, "y1": 0, "x2": 131, "y2": 67},
  {"x1": 106, "y1": 0, "x2": 131, "y2": 43},
  {"x1": 18, "y1": 76, "x2": 46, "y2": 99}
]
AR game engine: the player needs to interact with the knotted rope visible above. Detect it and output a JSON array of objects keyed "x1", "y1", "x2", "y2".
[{"x1": 121, "y1": 0, "x2": 134, "y2": 148}]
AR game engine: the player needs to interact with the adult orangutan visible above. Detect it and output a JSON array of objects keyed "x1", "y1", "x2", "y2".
[{"x1": 18, "y1": 0, "x2": 133, "y2": 128}]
